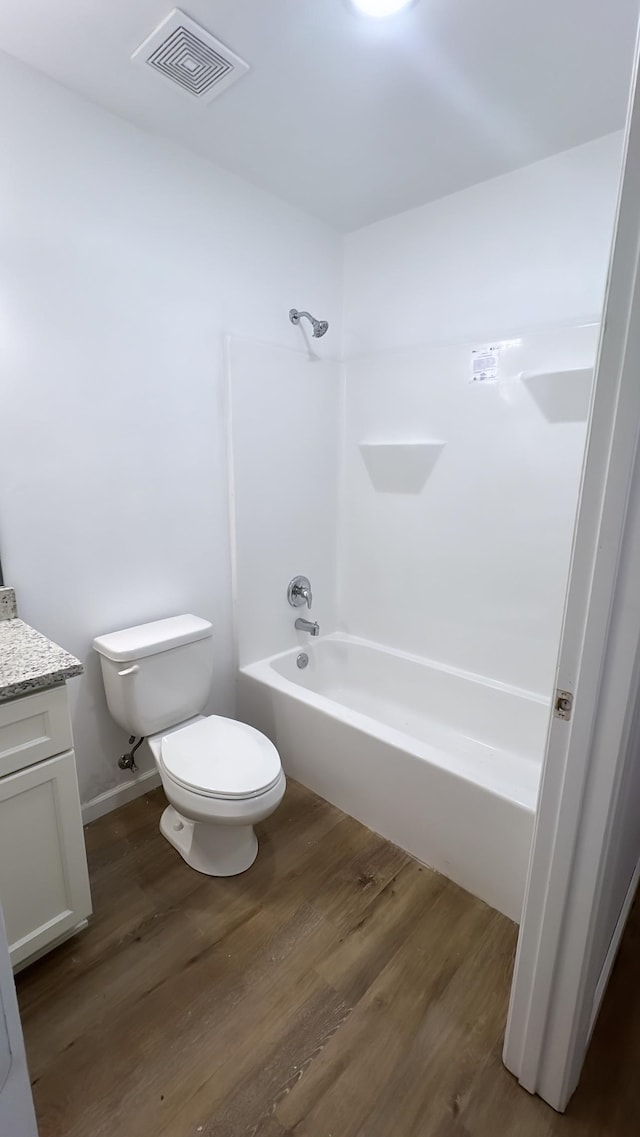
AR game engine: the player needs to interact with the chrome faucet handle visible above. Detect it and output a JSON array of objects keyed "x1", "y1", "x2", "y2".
[{"x1": 288, "y1": 575, "x2": 312, "y2": 610}]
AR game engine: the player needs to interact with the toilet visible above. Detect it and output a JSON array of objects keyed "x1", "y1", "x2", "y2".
[{"x1": 93, "y1": 614, "x2": 286, "y2": 876}]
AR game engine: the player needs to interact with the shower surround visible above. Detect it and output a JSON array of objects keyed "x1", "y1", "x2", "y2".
[
  {"x1": 228, "y1": 317, "x2": 598, "y2": 919},
  {"x1": 340, "y1": 323, "x2": 598, "y2": 695},
  {"x1": 228, "y1": 137, "x2": 621, "y2": 919}
]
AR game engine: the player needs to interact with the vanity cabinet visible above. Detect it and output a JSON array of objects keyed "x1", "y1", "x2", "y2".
[{"x1": 0, "y1": 686, "x2": 91, "y2": 968}]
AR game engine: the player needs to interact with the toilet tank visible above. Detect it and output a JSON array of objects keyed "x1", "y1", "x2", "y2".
[{"x1": 93, "y1": 615, "x2": 214, "y2": 737}]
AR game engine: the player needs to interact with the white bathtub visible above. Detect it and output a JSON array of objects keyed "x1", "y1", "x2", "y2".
[{"x1": 239, "y1": 633, "x2": 550, "y2": 920}]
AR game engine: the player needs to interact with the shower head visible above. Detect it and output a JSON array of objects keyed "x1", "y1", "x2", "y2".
[{"x1": 289, "y1": 308, "x2": 329, "y2": 338}]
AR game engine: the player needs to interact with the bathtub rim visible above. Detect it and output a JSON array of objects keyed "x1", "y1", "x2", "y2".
[
  {"x1": 240, "y1": 632, "x2": 548, "y2": 813},
  {"x1": 243, "y1": 630, "x2": 551, "y2": 706}
]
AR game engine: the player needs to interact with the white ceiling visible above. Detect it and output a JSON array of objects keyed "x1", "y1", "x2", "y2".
[{"x1": 0, "y1": 0, "x2": 637, "y2": 231}]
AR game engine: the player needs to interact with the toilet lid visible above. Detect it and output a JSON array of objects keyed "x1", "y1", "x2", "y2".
[{"x1": 160, "y1": 716, "x2": 282, "y2": 800}]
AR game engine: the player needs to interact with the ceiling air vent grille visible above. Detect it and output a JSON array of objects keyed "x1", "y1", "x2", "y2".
[{"x1": 131, "y1": 9, "x2": 249, "y2": 104}]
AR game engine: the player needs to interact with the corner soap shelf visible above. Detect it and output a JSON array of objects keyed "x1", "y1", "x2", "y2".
[
  {"x1": 521, "y1": 368, "x2": 593, "y2": 424},
  {"x1": 358, "y1": 441, "x2": 446, "y2": 494}
]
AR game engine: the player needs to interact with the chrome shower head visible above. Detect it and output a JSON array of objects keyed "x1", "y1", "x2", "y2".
[{"x1": 289, "y1": 308, "x2": 329, "y2": 338}]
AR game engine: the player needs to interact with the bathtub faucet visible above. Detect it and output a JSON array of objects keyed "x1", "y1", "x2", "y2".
[{"x1": 295, "y1": 618, "x2": 320, "y2": 637}]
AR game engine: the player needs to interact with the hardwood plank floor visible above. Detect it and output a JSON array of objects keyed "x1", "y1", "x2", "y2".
[{"x1": 15, "y1": 780, "x2": 640, "y2": 1136}]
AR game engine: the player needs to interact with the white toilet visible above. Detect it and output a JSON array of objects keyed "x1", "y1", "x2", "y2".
[{"x1": 93, "y1": 614, "x2": 286, "y2": 876}]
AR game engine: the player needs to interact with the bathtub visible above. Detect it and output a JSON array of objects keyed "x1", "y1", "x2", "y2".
[{"x1": 239, "y1": 633, "x2": 550, "y2": 921}]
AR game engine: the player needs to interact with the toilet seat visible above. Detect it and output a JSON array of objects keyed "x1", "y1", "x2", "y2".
[{"x1": 160, "y1": 715, "x2": 282, "y2": 801}]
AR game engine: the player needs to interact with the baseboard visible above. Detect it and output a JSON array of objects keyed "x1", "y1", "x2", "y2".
[
  {"x1": 13, "y1": 920, "x2": 89, "y2": 974},
  {"x1": 82, "y1": 769, "x2": 162, "y2": 825},
  {"x1": 588, "y1": 854, "x2": 640, "y2": 1041}
]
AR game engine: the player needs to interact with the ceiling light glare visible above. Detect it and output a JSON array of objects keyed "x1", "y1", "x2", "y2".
[{"x1": 352, "y1": 0, "x2": 414, "y2": 17}]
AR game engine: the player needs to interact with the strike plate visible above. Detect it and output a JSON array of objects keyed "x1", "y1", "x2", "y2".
[{"x1": 554, "y1": 689, "x2": 574, "y2": 721}]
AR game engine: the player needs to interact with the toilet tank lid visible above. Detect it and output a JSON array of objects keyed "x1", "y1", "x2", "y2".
[{"x1": 93, "y1": 614, "x2": 213, "y2": 662}]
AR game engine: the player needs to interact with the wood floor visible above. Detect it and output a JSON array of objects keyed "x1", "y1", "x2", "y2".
[{"x1": 15, "y1": 781, "x2": 640, "y2": 1137}]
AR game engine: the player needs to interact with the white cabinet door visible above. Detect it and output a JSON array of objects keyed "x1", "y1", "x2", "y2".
[
  {"x1": 0, "y1": 751, "x2": 92, "y2": 968},
  {"x1": 0, "y1": 907, "x2": 37, "y2": 1137},
  {"x1": 0, "y1": 989, "x2": 10, "y2": 1092}
]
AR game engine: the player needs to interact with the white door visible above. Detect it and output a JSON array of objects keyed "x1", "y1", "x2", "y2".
[
  {"x1": 0, "y1": 907, "x2": 38, "y2": 1137},
  {"x1": 504, "y1": 20, "x2": 640, "y2": 1112}
]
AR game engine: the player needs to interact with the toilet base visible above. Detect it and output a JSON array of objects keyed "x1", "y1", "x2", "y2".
[{"x1": 159, "y1": 805, "x2": 259, "y2": 876}]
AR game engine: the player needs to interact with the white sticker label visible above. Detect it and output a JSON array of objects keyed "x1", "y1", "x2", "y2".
[{"x1": 471, "y1": 343, "x2": 501, "y2": 383}]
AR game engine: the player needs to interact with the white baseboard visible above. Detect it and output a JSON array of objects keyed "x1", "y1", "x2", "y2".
[
  {"x1": 588, "y1": 854, "x2": 640, "y2": 1041},
  {"x1": 13, "y1": 920, "x2": 89, "y2": 974},
  {"x1": 82, "y1": 769, "x2": 162, "y2": 825}
]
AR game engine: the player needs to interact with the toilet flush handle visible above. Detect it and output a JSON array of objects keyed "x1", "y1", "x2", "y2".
[{"x1": 117, "y1": 664, "x2": 139, "y2": 678}]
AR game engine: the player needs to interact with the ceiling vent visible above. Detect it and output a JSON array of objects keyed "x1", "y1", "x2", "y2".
[{"x1": 131, "y1": 9, "x2": 249, "y2": 104}]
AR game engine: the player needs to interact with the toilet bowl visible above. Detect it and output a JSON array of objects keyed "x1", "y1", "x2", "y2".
[
  {"x1": 147, "y1": 715, "x2": 286, "y2": 876},
  {"x1": 93, "y1": 614, "x2": 286, "y2": 877}
]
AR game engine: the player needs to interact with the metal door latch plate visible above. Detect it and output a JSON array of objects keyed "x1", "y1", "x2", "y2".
[{"x1": 554, "y1": 689, "x2": 574, "y2": 721}]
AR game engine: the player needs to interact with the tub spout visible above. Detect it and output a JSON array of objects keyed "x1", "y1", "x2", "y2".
[{"x1": 295, "y1": 618, "x2": 320, "y2": 637}]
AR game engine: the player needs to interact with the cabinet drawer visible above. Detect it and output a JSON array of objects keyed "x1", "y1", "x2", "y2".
[{"x1": 0, "y1": 687, "x2": 72, "y2": 778}]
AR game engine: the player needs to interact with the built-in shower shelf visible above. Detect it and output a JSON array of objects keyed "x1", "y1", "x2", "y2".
[
  {"x1": 521, "y1": 368, "x2": 593, "y2": 424},
  {"x1": 358, "y1": 441, "x2": 446, "y2": 494}
]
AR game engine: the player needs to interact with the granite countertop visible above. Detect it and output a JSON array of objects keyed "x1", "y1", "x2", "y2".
[{"x1": 0, "y1": 617, "x2": 83, "y2": 702}]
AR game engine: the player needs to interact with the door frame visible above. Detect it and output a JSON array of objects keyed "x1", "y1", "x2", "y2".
[{"x1": 504, "y1": 22, "x2": 640, "y2": 1112}]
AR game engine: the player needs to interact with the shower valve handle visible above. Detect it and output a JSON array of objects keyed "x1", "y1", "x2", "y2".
[{"x1": 288, "y1": 575, "x2": 313, "y2": 610}]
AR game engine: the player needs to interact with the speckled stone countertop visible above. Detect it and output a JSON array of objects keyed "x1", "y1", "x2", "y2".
[
  {"x1": 0, "y1": 588, "x2": 17, "y2": 621},
  {"x1": 0, "y1": 618, "x2": 83, "y2": 702}
]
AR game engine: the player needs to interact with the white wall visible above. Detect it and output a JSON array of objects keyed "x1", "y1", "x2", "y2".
[
  {"x1": 341, "y1": 134, "x2": 623, "y2": 695},
  {"x1": 344, "y1": 132, "x2": 623, "y2": 355},
  {"x1": 227, "y1": 337, "x2": 341, "y2": 666},
  {"x1": 0, "y1": 51, "x2": 343, "y2": 804}
]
